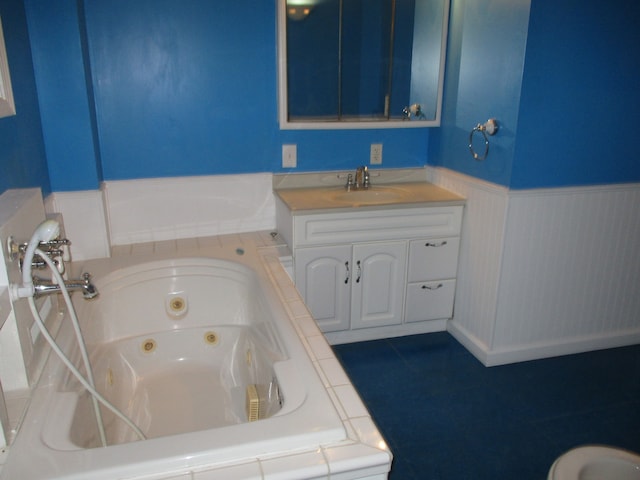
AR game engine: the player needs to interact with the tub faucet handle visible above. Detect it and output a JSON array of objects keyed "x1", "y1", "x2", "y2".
[{"x1": 81, "y1": 272, "x2": 99, "y2": 299}]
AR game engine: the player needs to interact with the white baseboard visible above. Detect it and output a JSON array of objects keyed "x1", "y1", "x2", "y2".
[
  {"x1": 449, "y1": 318, "x2": 640, "y2": 366},
  {"x1": 326, "y1": 319, "x2": 448, "y2": 345},
  {"x1": 446, "y1": 319, "x2": 491, "y2": 365}
]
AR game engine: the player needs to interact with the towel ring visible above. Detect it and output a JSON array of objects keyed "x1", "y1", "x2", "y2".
[{"x1": 469, "y1": 119, "x2": 498, "y2": 161}]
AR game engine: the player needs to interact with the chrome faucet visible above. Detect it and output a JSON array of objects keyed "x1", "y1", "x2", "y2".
[
  {"x1": 32, "y1": 272, "x2": 99, "y2": 299},
  {"x1": 354, "y1": 165, "x2": 370, "y2": 190}
]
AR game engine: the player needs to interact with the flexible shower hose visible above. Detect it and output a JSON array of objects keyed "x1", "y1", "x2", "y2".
[{"x1": 28, "y1": 249, "x2": 146, "y2": 445}]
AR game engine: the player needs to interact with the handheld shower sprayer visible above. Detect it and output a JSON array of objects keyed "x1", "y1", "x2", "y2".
[
  {"x1": 11, "y1": 220, "x2": 60, "y2": 299},
  {"x1": 22, "y1": 220, "x2": 60, "y2": 284}
]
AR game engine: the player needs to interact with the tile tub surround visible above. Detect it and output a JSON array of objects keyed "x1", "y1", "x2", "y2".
[{"x1": 1, "y1": 232, "x2": 391, "y2": 480}]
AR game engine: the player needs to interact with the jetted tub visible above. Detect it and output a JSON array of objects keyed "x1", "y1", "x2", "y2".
[{"x1": 2, "y1": 254, "x2": 349, "y2": 479}]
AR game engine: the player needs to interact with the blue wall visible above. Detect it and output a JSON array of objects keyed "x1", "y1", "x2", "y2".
[
  {"x1": 430, "y1": 0, "x2": 640, "y2": 189},
  {"x1": 23, "y1": 0, "x2": 428, "y2": 191},
  {"x1": 24, "y1": 0, "x2": 102, "y2": 192},
  {"x1": 0, "y1": 0, "x2": 49, "y2": 195},
  {"x1": 6, "y1": 0, "x2": 640, "y2": 195},
  {"x1": 429, "y1": 0, "x2": 532, "y2": 187},
  {"x1": 512, "y1": 0, "x2": 640, "y2": 188}
]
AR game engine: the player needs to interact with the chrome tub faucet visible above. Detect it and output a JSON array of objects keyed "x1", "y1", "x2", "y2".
[{"x1": 32, "y1": 272, "x2": 99, "y2": 299}]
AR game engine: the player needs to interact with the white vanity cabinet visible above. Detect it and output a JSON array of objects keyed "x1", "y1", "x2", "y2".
[
  {"x1": 295, "y1": 241, "x2": 407, "y2": 333},
  {"x1": 405, "y1": 237, "x2": 459, "y2": 323},
  {"x1": 276, "y1": 198, "x2": 464, "y2": 344},
  {"x1": 294, "y1": 244, "x2": 352, "y2": 332}
]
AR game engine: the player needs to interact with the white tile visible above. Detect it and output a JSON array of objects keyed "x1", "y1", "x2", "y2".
[
  {"x1": 349, "y1": 417, "x2": 389, "y2": 451},
  {"x1": 323, "y1": 444, "x2": 392, "y2": 480},
  {"x1": 297, "y1": 336, "x2": 316, "y2": 361},
  {"x1": 306, "y1": 335, "x2": 333, "y2": 361},
  {"x1": 286, "y1": 298, "x2": 310, "y2": 318},
  {"x1": 312, "y1": 360, "x2": 329, "y2": 387},
  {"x1": 276, "y1": 282, "x2": 299, "y2": 303},
  {"x1": 318, "y1": 357, "x2": 350, "y2": 387},
  {"x1": 295, "y1": 315, "x2": 321, "y2": 338},
  {"x1": 193, "y1": 461, "x2": 262, "y2": 480},
  {"x1": 196, "y1": 235, "x2": 222, "y2": 249},
  {"x1": 154, "y1": 472, "x2": 192, "y2": 480},
  {"x1": 261, "y1": 449, "x2": 328, "y2": 480},
  {"x1": 333, "y1": 385, "x2": 369, "y2": 419},
  {"x1": 176, "y1": 237, "x2": 198, "y2": 252},
  {"x1": 110, "y1": 244, "x2": 131, "y2": 256},
  {"x1": 131, "y1": 242, "x2": 155, "y2": 255},
  {"x1": 154, "y1": 239, "x2": 178, "y2": 254},
  {"x1": 326, "y1": 387, "x2": 348, "y2": 421},
  {"x1": 218, "y1": 233, "x2": 242, "y2": 246}
]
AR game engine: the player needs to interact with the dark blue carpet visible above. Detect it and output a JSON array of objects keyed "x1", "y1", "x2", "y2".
[{"x1": 333, "y1": 332, "x2": 640, "y2": 480}]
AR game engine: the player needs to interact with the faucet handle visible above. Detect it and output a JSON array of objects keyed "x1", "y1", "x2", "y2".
[{"x1": 345, "y1": 173, "x2": 354, "y2": 191}]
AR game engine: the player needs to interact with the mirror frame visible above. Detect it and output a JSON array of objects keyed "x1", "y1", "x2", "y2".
[
  {"x1": 0, "y1": 18, "x2": 16, "y2": 118},
  {"x1": 0, "y1": 16, "x2": 16, "y2": 118},
  {"x1": 277, "y1": 0, "x2": 449, "y2": 130}
]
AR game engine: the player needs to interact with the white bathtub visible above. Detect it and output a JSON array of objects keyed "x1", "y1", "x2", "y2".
[{"x1": 1, "y1": 252, "x2": 357, "y2": 480}]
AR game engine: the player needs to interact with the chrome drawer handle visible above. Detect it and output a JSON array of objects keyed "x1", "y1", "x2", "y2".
[
  {"x1": 425, "y1": 241, "x2": 447, "y2": 247},
  {"x1": 422, "y1": 283, "x2": 443, "y2": 290}
]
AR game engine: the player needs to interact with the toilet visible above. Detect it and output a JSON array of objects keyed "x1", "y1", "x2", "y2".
[{"x1": 548, "y1": 445, "x2": 640, "y2": 480}]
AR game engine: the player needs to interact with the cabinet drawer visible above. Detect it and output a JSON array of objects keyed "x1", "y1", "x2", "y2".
[
  {"x1": 293, "y1": 206, "x2": 463, "y2": 247},
  {"x1": 405, "y1": 280, "x2": 455, "y2": 323},
  {"x1": 407, "y1": 237, "x2": 460, "y2": 282}
]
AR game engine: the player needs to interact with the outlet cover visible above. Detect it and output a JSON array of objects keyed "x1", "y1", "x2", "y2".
[
  {"x1": 370, "y1": 143, "x2": 383, "y2": 165},
  {"x1": 282, "y1": 144, "x2": 297, "y2": 168}
]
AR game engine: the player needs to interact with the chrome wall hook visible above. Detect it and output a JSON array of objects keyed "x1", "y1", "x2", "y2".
[{"x1": 469, "y1": 118, "x2": 499, "y2": 161}]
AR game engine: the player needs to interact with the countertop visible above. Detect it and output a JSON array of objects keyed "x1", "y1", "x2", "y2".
[{"x1": 274, "y1": 181, "x2": 465, "y2": 213}]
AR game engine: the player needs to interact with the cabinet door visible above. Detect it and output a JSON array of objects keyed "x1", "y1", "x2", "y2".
[
  {"x1": 351, "y1": 242, "x2": 407, "y2": 330},
  {"x1": 294, "y1": 245, "x2": 352, "y2": 332}
]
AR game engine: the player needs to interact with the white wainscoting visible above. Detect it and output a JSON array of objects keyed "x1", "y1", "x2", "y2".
[
  {"x1": 426, "y1": 167, "x2": 509, "y2": 363},
  {"x1": 428, "y1": 166, "x2": 640, "y2": 365},
  {"x1": 47, "y1": 168, "x2": 640, "y2": 365},
  {"x1": 47, "y1": 173, "x2": 276, "y2": 260},
  {"x1": 45, "y1": 189, "x2": 110, "y2": 261}
]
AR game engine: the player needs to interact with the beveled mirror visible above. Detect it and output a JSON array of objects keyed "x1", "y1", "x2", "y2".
[{"x1": 277, "y1": 0, "x2": 449, "y2": 129}]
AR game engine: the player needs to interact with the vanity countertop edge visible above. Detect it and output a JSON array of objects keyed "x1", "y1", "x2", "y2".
[{"x1": 274, "y1": 181, "x2": 465, "y2": 214}]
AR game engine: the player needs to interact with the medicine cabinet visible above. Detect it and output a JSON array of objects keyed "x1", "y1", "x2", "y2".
[{"x1": 277, "y1": 0, "x2": 450, "y2": 129}]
